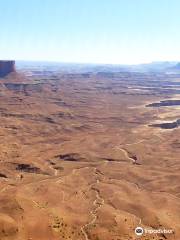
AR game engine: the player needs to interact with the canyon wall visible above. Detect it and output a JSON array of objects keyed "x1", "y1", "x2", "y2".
[{"x1": 0, "y1": 60, "x2": 15, "y2": 77}]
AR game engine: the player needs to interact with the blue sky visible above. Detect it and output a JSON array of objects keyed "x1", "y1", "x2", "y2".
[{"x1": 1, "y1": 0, "x2": 180, "y2": 64}]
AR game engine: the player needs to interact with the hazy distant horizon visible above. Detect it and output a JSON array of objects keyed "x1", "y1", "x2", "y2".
[{"x1": 14, "y1": 59, "x2": 179, "y2": 66}]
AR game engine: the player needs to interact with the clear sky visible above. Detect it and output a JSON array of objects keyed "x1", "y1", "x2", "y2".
[{"x1": 1, "y1": 0, "x2": 180, "y2": 64}]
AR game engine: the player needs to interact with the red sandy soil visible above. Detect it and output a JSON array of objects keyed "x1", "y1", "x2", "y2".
[{"x1": 0, "y1": 71, "x2": 179, "y2": 240}]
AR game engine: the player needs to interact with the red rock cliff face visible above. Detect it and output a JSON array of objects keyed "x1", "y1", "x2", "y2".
[{"x1": 0, "y1": 61, "x2": 15, "y2": 77}]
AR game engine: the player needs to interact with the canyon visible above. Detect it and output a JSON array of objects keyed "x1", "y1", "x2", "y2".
[{"x1": 0, "y1": 65, "x2": 179, "y2": 240}]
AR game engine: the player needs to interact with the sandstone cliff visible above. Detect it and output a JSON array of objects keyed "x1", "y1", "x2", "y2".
[{"x1": 0, "y1": 60, "x2": 15, "y2": 77}]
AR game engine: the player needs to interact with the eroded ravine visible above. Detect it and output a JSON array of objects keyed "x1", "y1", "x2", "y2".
[{"x1": 81, "y1": 168, "x2": 105, "y2": 240}]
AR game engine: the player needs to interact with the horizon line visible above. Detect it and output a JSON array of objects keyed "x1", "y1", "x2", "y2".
[{"x1": 11, "y1": 59, "x2": 180, "y2": 66}]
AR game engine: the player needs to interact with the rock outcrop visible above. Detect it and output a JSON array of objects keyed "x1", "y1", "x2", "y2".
[{"x1": 0, "y1": 60, "x2": 15, "y2": 77}]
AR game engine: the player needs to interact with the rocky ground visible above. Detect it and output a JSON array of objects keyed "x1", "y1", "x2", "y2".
[{"x1": 0, "y1": 71, "x2": 180, "y2": 240}]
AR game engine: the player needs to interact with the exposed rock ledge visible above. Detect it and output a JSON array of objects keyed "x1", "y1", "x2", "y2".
[{"x1": 0, "y1": 60, "x2": 15, "y2": 77}]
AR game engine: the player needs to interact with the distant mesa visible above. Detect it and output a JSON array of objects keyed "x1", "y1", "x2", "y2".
[
  {"x1": 173, "y1": 62, "x2": 180, "y2": 69},
  {"x1": 168, "y1": 62, "x2": 180, "y2": 71},
  {"x1": 0, "y1": 60, "x2": 15, "y2": 77}
]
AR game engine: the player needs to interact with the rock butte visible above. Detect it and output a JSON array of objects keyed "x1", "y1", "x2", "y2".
[{"x1": 0, "y1": 60, "x2": 15, "y2": 77}]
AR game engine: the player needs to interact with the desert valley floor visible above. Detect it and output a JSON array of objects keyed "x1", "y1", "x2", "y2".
[{"x1": 0, "y1": 70, "x2": 180, "y2": 240}]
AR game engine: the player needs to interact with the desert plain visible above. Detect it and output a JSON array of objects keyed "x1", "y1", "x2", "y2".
[{"x1": 0, "y1": 68, "x2": 180, "y2": 240}]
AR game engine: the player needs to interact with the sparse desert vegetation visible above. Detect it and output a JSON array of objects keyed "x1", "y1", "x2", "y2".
[{"x1": 0, "y1": 67, "x2": 180, "y2": 240}]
